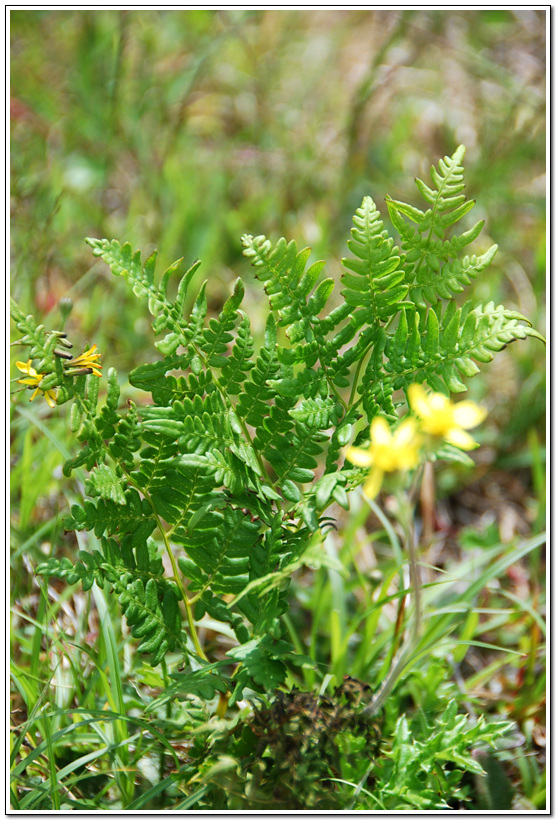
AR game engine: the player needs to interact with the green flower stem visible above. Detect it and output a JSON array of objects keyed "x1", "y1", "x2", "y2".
[{"x1": 362, "y1": 489, "x2": 422, "y2": 719}]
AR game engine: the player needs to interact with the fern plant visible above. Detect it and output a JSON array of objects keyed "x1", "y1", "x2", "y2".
[{"x1": 12, "y1": 145, "x2": 542, "y2": 708}]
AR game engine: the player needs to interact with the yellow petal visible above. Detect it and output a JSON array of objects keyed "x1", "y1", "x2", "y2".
[
  {"x1": 395, "y1": 418, "x2": 418, "y2": 446},
  {"x1": 44, "y1": 390, "x2": 57, "y2": 408},
  {"x1": 69, "y1": 344, "x2": 102, "y2": 368},
  {"x1": 453, "y1": 401, "x2": 487, "y2": 429},
  {"x1": 370, "y1": 416, "x2": 392, "y2": 446},
  {"x1": 363, "y1": 468, "x2": 384, "y2": 499},
  {"x1": 16, "y1": 360, "x2": 39, "y2": 377},
  {"x1": 429, "y1": 392, "x2": 450, "y2": 413},
  {"x1": 408, "y1": 383, "x2": 429, "y2": 415},
  {"x1": 445, "y1": 427, "x2": 478, "y2": 450},
  {"x1": 346, "y1": 446, "x2": 373, "y2": 468}
]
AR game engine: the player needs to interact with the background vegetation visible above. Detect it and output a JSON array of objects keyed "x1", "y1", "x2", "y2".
[{"x1": 10, "y1": 9, "x2": 546, "y2": 810}]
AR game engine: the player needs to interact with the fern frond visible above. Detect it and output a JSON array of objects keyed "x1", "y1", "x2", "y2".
[
  {"x1": 38, "y1": 536, "x2": 185, "y2": 666},
  {"x1": 152, "y1": 463, "x2": 216, "y2": 525},
  {"x1": 407, "y1": 245, "x2": 498, "y2": 306},
  {"x1": 236, "y1": 314, "x2": 280, "y2": 426},
  {"x1": 177, "y1": 506, "x2": 261, "y2": 595},
  {"x1": 386, "y1": 145, "x2": 490, "y2": 309},
  {"x1": 220, "y1": 312, "x2": 255, "y2": 395},
  {"x1": 86, "y1": 237, "x2": 201, "y2": 353},
  {"x1": 147, "y1": 663, "x2": 229, "y2": 708},
  {"x1": 272, "y1": 423, "x2": 327, "y2": 487},
  {"x1": 131, "y1": 434, "x2": 181, "y2": 497},
  {"x1": 241, "y1": 234, "x2": 333, "y2": 342},
  {"x1": 107, "y1": 401, "x2": 142, "y2": 469},
  {"x1": 394, "y1": 144, "x2": 475, "y2": 237},
  {"x1": 85, "y1": 464, "x2": 127, "y2": 505},
  {"x1": 200, "y1": 278, "x2": 244, "y2": 367},
  {"x1": 341, "y1": 196, "x2": 409, "y2": 326},
  {"x1": 252, "y1": 393, "x2": 296, "y2": 464},
  {"x1": 360, "y1": 301, "x2": 541, "y2": 410},
  {"x1": 129, "y1": 354, "x2": 211, "y2": 405},
  {"x1": 226, "y1": 634, "x2": 293, "y2": 703},
  {"x1": 118, "y1": 575, "x2": 182, "y2": 665},
  {"x1": 27, "y1": 144, "x2": 543, "y2": 691},
  {"x1": 63, "y1": 486, "x2": 157, "y2": 543},
  {"x1": 288, "y1": 396, "x2": 338, "y2": 428}
]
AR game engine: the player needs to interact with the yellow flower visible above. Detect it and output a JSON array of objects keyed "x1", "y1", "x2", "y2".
[
  {"x1": 16, "y1": 360, "x2": 57, "y2": 408},
  {"x1": 346, "y1": 416, "x2": 421, "y2": 499},
  {"x1": 408, "y1": 383, "x2": 486, "y2": 450},
  {"x1": 65, "y1": 344, "x2": 102, "y2": 377}
]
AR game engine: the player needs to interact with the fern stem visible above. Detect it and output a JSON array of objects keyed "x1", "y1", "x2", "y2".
[
  {"x1": 347, "y1": 339, "x2": 375, "y2": 407},
  {"x1": 155, "y1": 515, "x2": 208, "y2": 662},
  {"x1": 185, "y1": 598, "x2": 207, "y2": 660},
  {"x1": 324, "y1": 369, "x2": 349, "y2": 412}
]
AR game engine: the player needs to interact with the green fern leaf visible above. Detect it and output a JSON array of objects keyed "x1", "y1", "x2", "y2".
[
  {"x1": 176, "y1": 506, "x2": 261, "y2": 595},
  {"x1": 37, "y1": 536, "x2": 185, "y2": 666},
  {"x1": 28, "y1": 145, "x2": 544, "y2": 689},
  {"x1": 386, "y1": 145, "x2": 489, "y2": 309},
  {"x1": 64, "y1": 487, "x2": 157, "y2": 544},
  {"x1": 341, "y1": 196, "x2": 409, "y2": 325},
  {"x1": 85, "y1": 464, "x2": 127, "y2": 505},
  {"x1": 362, "y1": 300, "x2": 541, "y2": 408},
  {"x1": 147, "y1": 664, "x2": 229, "y2": 709},
  {"x1": 236, "y1": 314, "x2": 280, "y2": 426},
  {"x1": 220, "y1": 312, "x2": 255, "y2": 395},
  {"x1": 241, "y1": 234, "x2": 332, "y2": 341},
  {"x1": 408, "y1": 245, "x2": 498, "y2": 306}
]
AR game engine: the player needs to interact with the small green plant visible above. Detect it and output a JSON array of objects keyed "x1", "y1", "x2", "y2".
[
  {"x1": 185, "y1": 690, "x2": 516, "y2": 810},
  {"x1": 11, "y1": 145, "x2": 544, "y2": 808}
]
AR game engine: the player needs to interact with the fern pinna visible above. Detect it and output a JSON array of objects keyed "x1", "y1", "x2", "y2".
[{"x1": 25, "y1": 145, "x2": 541, "y2": 703}]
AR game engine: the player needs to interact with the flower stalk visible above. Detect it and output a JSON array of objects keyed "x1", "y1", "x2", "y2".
[
  {"x1": 362, "y1": 490, "x2": 422, "y2": 719},
  {"x1": 354, "y1": 386, "x2": 487, "y2": 718}
]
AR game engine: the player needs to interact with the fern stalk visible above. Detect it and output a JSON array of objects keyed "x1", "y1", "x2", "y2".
[{"x1": 155, "y1": 513, "x2": 207, "y2": 661}]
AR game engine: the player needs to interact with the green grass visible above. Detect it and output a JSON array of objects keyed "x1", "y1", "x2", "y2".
[{"x1": 10, "y1": 9, "x2": 546, "y2": 811}]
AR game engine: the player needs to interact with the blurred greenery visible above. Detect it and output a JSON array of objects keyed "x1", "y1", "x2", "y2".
[
  {"x1": 10, "y1": 8, "x2": 546, "y2": 489},
  {"x1": 10, "y1": 9, "x2": 546, "y2": 811},
  {"x1": 11, "y1": 7, "x2": 546, "y2": 543},
  {"x1": 11, "y1": 10, "x2": 545, "y2": 323}
]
